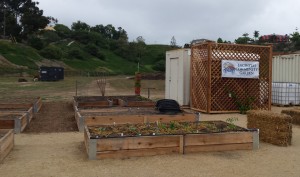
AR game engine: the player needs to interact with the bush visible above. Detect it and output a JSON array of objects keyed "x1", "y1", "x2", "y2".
[
  {"x1": 84, "y1": 43, "x2": 106, "y2": 60},
  {"x1": 152, "y1": 60, "x2": 165, "y2": 71},
  {"x1": 96, "y1": 51, "x2": 106, "y2": 60},
  {"x1": 68, "y1": 48, "x2": 85, "y2": 60},
  {"x1": 28, "y1": 36, "x2": 45, "y2": 50},
  {"x1": 54, "y1": 24, "x2": 72, "y2": 38},
  {"x1": 85, "y1": 43, "x2": 99, "y2": 56},
  {"x1": 41, "y1": 30, "x2": 61, "y2": 44},
  {"x1": 40, "y1": 45, "x2": 62, "y2": 59}
]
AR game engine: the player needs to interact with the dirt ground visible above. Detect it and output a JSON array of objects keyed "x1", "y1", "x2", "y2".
[
  {"x1": 0, "y1": 77, "x2": 300, "y2": 177},
  {"x1": 24, "y1": 102, "x2": 78, "y2": 133}
]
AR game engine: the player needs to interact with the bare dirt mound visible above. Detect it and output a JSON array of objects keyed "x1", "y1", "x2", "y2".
[{"x1": 25, "y1": 101, "x2": 78, "y2": 133}]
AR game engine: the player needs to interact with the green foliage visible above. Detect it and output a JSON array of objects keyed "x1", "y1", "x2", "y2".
[
  {"x1": 253, "y1": 30, "x2": 259, "y2": 41},
  {"x1": 228, "y1": 90, "x2": 255, "y2": 114},
  {"x1": 67, "y1": 48, "x2": 85, "y2": 60},
  {"x1": 226, "y1": 117, "x2": 239, "y2": 130},
  {"x1": 84, "y1": 43, "x2": 106, "y2": 60},
  {"x1": 2, "y1": 0, "x2": 51, "y2": 39},
  {"x1": 54, "y1": 24, "x2": 72, "y2": 38},
  {"x1": 0, "y1": 41, "x2": 41, "y2": 70},
  {"x1": 217, "y1": 37, "x2": 223, "y2": 43},
  {"x1": 40, "y1": 45, "x2": 63, "y2": 60},
  {"x1": 152, "y1": 60, "x2": 165, "y2": 71},
  {"x1": 40, "y1": 30, "x2": 61, "y2": 44},
  {"x1": 64, "y1": 58, "x2": 105, "y2": 71},
  {"x1": 28, "y1": 36, "x2": 45, "y2": 50},
  {"x1": 235, "y1": 36, "x2": 251, "y2": 44},
  {"x1": 141, "y1": 45, "x2": 172, "y2": 65},
  {"x1": 290, "y1": 31, "x2": 300, "y2": 50},
  {"x1": 71, "y1": 20, "x2": 90, "y2": 31}
]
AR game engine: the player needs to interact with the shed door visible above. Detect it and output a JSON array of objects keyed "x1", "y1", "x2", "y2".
[{"x1": 169, "y1": 58, "x2": 179, "y2": 101}]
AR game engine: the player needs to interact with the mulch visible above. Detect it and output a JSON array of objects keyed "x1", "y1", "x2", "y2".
[{"x1": 24, "y1": 101, "x2": 78, "y2": 133}]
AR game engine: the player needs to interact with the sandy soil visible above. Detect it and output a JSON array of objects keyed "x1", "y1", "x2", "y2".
[{"x1": 1, "y1": 108, "x2": 300, "y2": 177}]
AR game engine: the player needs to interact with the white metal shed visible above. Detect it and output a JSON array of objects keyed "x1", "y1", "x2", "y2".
[
  {"x1": 272, "y1": 54, "x2": 300, "y2": 105},
  {"x1": 165, "y1": 49, "x2": 191, "y2": 106},
  {"x1": 272, "y1": 54, "x2": 300, "y2": 83}
]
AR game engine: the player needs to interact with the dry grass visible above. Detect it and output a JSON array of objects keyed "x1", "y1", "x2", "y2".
[{"x1": 0, "y1": 76, "x2": 165, "y2": 101}]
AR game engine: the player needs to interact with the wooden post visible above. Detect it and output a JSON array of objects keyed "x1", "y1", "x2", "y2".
[
  {"x1": 268, "y1": 45, "x2": 273, "y2": 111},
  {"x1": 146, "y1": 88, "x2": 155, "y2": 99},
  {"x1": 207, "y1": 42, "x2": 212, "y2": 113},
  {"x1": 179, "y1": 135, "x2": 184, "y2": 154}
]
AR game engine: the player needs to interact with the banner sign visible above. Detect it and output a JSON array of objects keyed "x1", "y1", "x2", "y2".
[{"x1": 222, "y1": 60, "x2": 259, "y2": 78}]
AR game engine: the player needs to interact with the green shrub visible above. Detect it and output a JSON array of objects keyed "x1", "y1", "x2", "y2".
[
  {"x1": 152, "y1": 60, "x2": 165, "y2": 71},
  {"x1": 68, "y1": 48, "x2": 85, "y2": 60},
  {"x1": 28, "y1": 36, "x2": 45, "y2": 50},
  {"x1": 41, "y1": 30, "x2": 61, "y2": 44},
  {"x1": 54, "y1": 24, "x2": 72, "y2": 38},
  {"x1": 40, "y1": 45, "x2": 62, "y2": 59},
  {"x1": 85, "y1": 43, "x2": 99, "y2": 56}
]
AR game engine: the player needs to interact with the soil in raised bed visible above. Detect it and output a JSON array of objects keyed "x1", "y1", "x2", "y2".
[
  {"x1": 24, "y1": 101, "x2": 78, "y2": 133},
  {"x1": 0, "y1": 114, "x2": 23, "y2": 119},
  {"x1": 75, "y1": 95, "x2": 152, "y2": 102},
  {"x1": 88, "y1": 121, "x2": 247, "y2": 139},
  {"x1": 0, "y1": 97, "x2": 38, "y2": 104},
  {"x1": 0, "y1": 109, "x2": 29, "y2": 111},
  {"x1": 80, "y1": 107, "x2": 167, "y2": 116}
]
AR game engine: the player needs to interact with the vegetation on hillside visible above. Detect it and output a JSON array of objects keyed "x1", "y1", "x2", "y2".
[{"x1": 0, "y1": 0, "x2": 177, "y2": 74}]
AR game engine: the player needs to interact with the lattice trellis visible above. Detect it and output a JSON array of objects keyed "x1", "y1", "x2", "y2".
[{"x1": 191, "y1": 43, "x2": 272, "y2": 113}]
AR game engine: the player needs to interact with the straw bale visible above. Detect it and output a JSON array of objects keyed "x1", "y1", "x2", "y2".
[
  {"x1": 282, "y1": 109, "x2": 300, "y2": 125},
  {"x1": 247, "y1": 110, "x2": 292, "y2": 146}
]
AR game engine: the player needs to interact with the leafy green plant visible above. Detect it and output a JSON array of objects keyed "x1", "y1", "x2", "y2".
[
  {"x1": 226, "y1": 117, "x2": 238, "y2": 130},
  {"x1": 40, "y1": 45, "x2": 63, "y2": 59},
  {"x1": 227, "y1": 89, "x2": 255, "y2": 114}
]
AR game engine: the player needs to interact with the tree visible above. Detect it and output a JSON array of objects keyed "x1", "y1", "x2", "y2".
[
  {"x1": 253, "y1": 30, "x2": 259, "y2": 41},
  {"x1": 217, "y1": 37, "x2": 223, "y2": 43},
  {"x1": 90, "y1": 24, "x2": 105, "y2": 35},
  {"x1": 71, "y1": 20, "x2": 90, "y2": 31},
  {"x1": 136, "y1": 36, "x2": 145, "y2": 43},
  {"x1": 242, "y1": 33, "x2": 249, "y2": 37},
  {"x1": 54, "y1": 24, "x2": 72, "y2": 38},
  {"x1": 0, "y1": 0, "x2": 52, "y2": 39},
  {"x1": 136, "y1": 36, "x2": 146, "y2": 62},
  {"x1": 104, "y1": 24, "x2": 116, "y2": 39},
  {"x1": 235, "y1": 33, "x2": 251, "y2": 44},
  {"x1": 170, "y1": 36, "x2": 176, "y2": 47},
  {"x1": 290, "y1": 29, "x2": 300, "y2": 50}
]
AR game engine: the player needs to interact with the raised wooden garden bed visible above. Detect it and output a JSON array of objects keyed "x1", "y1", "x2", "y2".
[
  {"x1": 0, "y1": 129, "x2": 14, "y2": 162},
  {"x1": 75, "y1": 107, "x2": 196, "y2": 132},
  {"x1": 74, "y1": 96, "x2": 155, "y2": 109},
  {"x1": 0, "y1": 113, "x2": 28, "y2": 133},
  {"x1": 0, "y1": 97, "x2": 42, "y2": 113},
  {"x1": 34, "y1": 97, "x2": 43, "y2": 113},
  {"x1": 84, "y1": 121, "x2": 259, "y2": 159}
]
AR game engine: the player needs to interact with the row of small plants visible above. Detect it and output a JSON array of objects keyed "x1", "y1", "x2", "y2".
[{"x1": 89, "y1": 118, "x2": 241, "y2": 139}]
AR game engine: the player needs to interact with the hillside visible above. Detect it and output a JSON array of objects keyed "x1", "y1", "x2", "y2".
[{"x1": 0, "y1": 40, "x2": 173, "y2": 75}]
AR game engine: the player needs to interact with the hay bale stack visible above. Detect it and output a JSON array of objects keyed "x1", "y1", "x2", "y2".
[
  {"x1": 282, "y1": 109, "x2": 300, "y2": 125},
  {"x1": 247, "y1": 110, "x2": 292, "y2": 146}
]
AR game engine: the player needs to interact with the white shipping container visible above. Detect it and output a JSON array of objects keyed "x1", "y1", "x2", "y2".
[
  {"x1": 272, "y1": 82, "x2": 300, "y2": 105},
  {"x1": 165, "y1": 49, "x2": 191, "y2": 106},
  {"x1": 272, "y1": 54, "x2": 300, "y2": 83}
]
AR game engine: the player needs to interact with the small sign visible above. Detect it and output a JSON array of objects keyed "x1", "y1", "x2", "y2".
[
  {"x1": 41, "y1": 71, "x2": 47, "y2": 74},
  {"x1": 222, "y1": 60, "x2": 259, "y2": 79}
]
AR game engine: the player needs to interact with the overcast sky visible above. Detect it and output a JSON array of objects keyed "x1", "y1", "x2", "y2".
[{"x1": 38, "y1": 0, "x2": 300, "y2": 46}]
